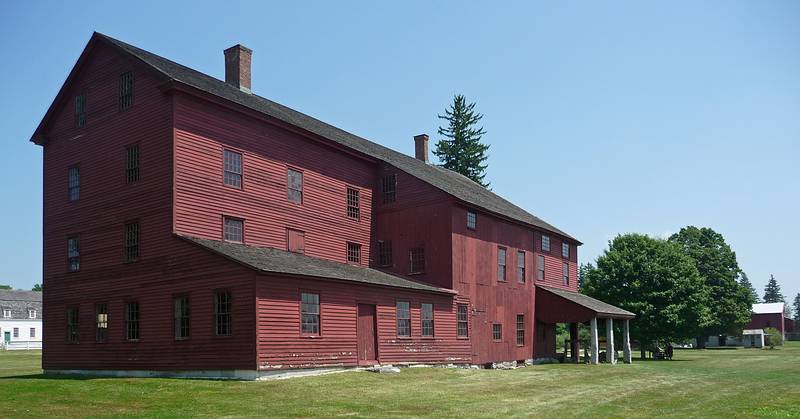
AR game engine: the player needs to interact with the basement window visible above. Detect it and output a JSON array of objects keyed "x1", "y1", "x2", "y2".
[
  {"x1": 301, "y1": 292, "x2": 320, "y2": 336},
  {"x1": 396, "y1": 301, "x2": 411, "y2": 337},
  {"x1": 382, "y1": 174, "x2": 396, "y2": 204},
  {"x1": 347, "y1": 187, "x2": 360, "y2": 220},
  {"x1": 119, "y1": 71, "x2": 134, "y2": 110},
  {"x1": 223, "y1": 150, "x2": 242, "y2": 188}
]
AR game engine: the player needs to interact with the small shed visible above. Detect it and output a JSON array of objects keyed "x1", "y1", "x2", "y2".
[{"x1": 742, "y1": 329, "x2": 764, "y2": 348}]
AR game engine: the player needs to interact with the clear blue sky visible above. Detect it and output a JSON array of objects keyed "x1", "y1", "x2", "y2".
[{"x1": 1, "y1": 1, "x2": 798, "y2": 301}]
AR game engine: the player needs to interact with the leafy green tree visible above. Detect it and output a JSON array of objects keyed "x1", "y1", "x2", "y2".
[
  {"x1": 739, "y1": 272, "x2": 759, "y2": 304},
  {"x1": 793, "y1": 293, "x2": 800, "y2": 323},
  {"x1": 583, "y1": 234, "x2": 712, "y2": 358},
  {"x1": 434, "y1": 94, "x2": 490, "y2": 187},
  {"x1": 762, "y1": 275, "x2": 785, "y2": 303},
  {"x1": 32, "y1": 284, "x2": 43, "y2": 292},
  {"x1": 668, "y1": 227, "x2": 752, "y2": 345},
  {"x1": 0, "y1": 284, "x2": 11, "y2": 290},
  {"x1": 578, "y1": 263, "x2": 593, "y2": 291}
]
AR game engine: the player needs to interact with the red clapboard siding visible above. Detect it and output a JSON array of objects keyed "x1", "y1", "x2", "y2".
[{"x1": 256, "y1": 276, "x2": 471, "y2": 369}]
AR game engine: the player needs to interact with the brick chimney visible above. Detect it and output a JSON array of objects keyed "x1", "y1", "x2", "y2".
[
  {"x1": 224, "y1": 44, "x2": 252, "y2": 93},
  {"x1": 414, "y1": 134, "x2": 429, "y2": 163}
]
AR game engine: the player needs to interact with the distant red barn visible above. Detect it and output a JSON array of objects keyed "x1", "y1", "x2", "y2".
[
  {"x1": 32, "y1": 33, "x2": 633, "y2": 378},
  {"x1": 745, "y1": 302, "x2": 794, "y2": 337}
]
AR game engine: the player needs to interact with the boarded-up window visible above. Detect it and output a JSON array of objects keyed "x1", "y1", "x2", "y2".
[
  {"x1": 126, "y1": 144, "x2": 140, "y2": 183},
  {"x1": 347, "y1": 242, "x2": 361, "y2": 264},
  {"x1": 301, "y1": 293, "x2": 320, "y2": 335},
  {"x1": 516, "y1": 314, "x2": 525, "y2": 346},
  {"x1": 224, "y1": 217, "x2": 243, "y2": 243},
  {"x1": 95, "y1": 303, "x2": 108, "y2": 343},
  {"x1": 67, "y1": 307, "x2": 79, "y2": 342},
  {"x1": 421, "y1": 303, "x2": 434, "y2": 337},
  {"x1": 537, "y1": 255, "x2": 545, "y2": 281},
  {"x1": 287, "y1": 229, "x2": 305, "y2": 254},
  {"x1": 287, "y1": 168, "x2": 303, "y2": 204},
  {"x1": 68, "y1": 166, "x2": 80, "y2": 201},
  {"x1": 517, "y1": 250, "x2": 526, "y2": 283},
  {"x1": 457, "y1": 304, "x2": 469, "y2": 337},
  {"x1": 125, "y1": 302, "x2": 139, "y2": 341},
  {"x1": 174, "y1": 296, "x2": 190, "y2": 340},
  {"x1": 542, "y1": 235, "x2": 551, "y2": 252},
  {"x1": 467, "y1": 210, "x2": 477, "y2": 230},
  {"x1": 492, "y1": 323, "x2": 502, "y2": 341},
  {"x1": 347, "y1": 187, "x2": 360, "y2": 220},
  {"x1": 215, "y1": 291, "x2": 232, "y2": 336},
  {"x1": 497, "y1": 247, "x2": 507, "y2": 281},
  {"x1": 563, "y1": 262, "x2": 569, "y2": 286},
  {"x1": 223, "y1": 150, "x2": 242, "y2": 188},
  {"x1": 68, "y1": 237, "x2": 80, "y2": 272},
  {"x1": 378, "y1": 240, "x2": 392, "y2": 266},
  {"x1": 125, "y1": 222, "x2": 139, "y2": 262},
  {"x1": 409, "y1": 247, "x2": 425, "y2": 274},
  {"x1": 75, "y1": 94, "x2": 86, "y2": 127},
  {"x1": 119, "y1": 71, "x2": 134, "y2": 110},
  {"x1": 382, "y1": 174, "x2": 396, "y2": 204},
  {"x1": 396, "y1": 301, "x2": 410, "y2": 337}
]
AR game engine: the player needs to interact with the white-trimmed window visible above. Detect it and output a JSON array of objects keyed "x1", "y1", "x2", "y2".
[
  {"x1": 517, "y1": 250, "x2": 526, "y2": 283},
  {"x1": 541, "y1": 235, "x2": 551, "y2": 252},
  {"x1": 562, "y1": 242, "x2": 570, "y2": 258},
  {"x1": 29, "y1": 309, "x2": 37, "y2": 319},
  {"x1": 497, "y1": 247, "x2": 507, "y2": 281},
  {"x1": 537, "y1": 255, "x2": 545, "y2": 281},
  {"x1": 2, "y1": 309, "x2": 10, "y2": 318},
  {"x1": 396, "y1": 301, "x2": 411, "y2": 337},
  {"x1": 300, "y1": 293, "x2": 320, "y2": 336},
  {"x1": 421, "y1": 303, "x2": 434, "y2": 337},
  {"x1": 563, "y1": 262, "x2": 570, "y2": 286},
  {"x1": 467, "y1": 210, "x2": 477, "y2": 230},
  {"x1": 457, "y1": 304, "x2": 469, "y2": 337},
  {"x1": 347, "y1": 187, "x2": 360, "y2": 220}
]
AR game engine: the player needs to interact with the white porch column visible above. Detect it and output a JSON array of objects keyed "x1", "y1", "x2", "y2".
[
  {"x1": 623, "y1": 319, "x2": 632, "y2": 364},
  {"x1": 590, "y1": 317, "x2": 599, "y2": 365},
  {"x1": 606, "y1": 318, "x2": 616, "y2": 364}
]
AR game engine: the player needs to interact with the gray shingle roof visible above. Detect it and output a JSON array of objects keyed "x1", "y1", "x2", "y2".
[
  {"x1": 537, "y1": 285, "x2": 635, "y2": 319},
  {"x1": 0, "y1": 291, "x2": 43, "y2": 320},
  {"x1": 180, "y1": 235, "x2": 455, "y2": 295},
  {"x1": 95, "y1": 33, "x2": 578, "y2": 243}
]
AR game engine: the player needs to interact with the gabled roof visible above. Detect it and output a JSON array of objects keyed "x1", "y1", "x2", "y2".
[
  {"x1": 180, "y1": 235, "x2": 455, "y2": 295},
  {"x1": 0, "y1": 291, "x2": 43, "y2": 320},
  {"x1": 752, "y1": 302, "x2": 785, "y2": 315},
  {"x1": 58, "y1": 32, "x2": 575, "y2": 243},
  {"x1": 537, "y1": 285, "x2": 635, "y2": 319}
]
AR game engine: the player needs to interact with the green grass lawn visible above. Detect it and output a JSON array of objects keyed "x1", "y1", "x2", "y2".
[{"x1": 2, "y1": 344, "x2": 799, "y2": 418}]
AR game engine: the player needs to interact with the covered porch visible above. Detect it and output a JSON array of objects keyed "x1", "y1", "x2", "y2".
[{"x1": 535, "y1": 285, "x2": 636, "y2": 364}]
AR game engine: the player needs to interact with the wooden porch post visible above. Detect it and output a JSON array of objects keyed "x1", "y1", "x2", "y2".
[
  {"x1": 590, "y1": 317, "x2": 599, "y2": 365},
  {"x1": 606, "y1": 317, "x2": 616, "y2": 364},
  {"x1": 623, "y1": 319, "x2": 632, "y2": 364},
  {"x1": 569, "y1": 322, "x2": 579, "y2": 363}
]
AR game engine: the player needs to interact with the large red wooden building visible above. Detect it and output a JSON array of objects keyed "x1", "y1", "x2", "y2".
[{"x1": 32, "y1": 33, "x2": 633, "y2": 378}]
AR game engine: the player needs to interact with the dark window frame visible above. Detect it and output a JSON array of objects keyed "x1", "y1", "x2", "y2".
[
  {"x1": 125, "y1": 221, "x2": 140, "y2": 262},
  {"x1": 497, "y1": 247, "x2": 507, "y2": 281},
  {"x1": 516, "y1": 314, "x2": 525, "y2": 346},
  {"x1": 119, "y1": 71, "x2": 134, "y2": 110},
  {"x1": 562, "y1": 242, "x2": 570, "y2": 258},
  {"x1": 30, "y1": 327, "x2": 36, "y2": 338},
  {"x1": 421, "y1": 302, "x2": 434, "y2": 338},
  {"x1": 68, "y1": 165, "x2": 80, "y2": 202},
  {"x1": 214, "y1": 290, "x2": 232, "y2": 336},
  {"x1": 223, "y1": 216, "x2": 244, "y2": 243},
  {"x1": 537, "y1": 255, "x2": 545, "y2": 281},
  {"x1": 95, "y1": 303, "x2": 108, "y2": 343},
  {"x1": 409, "y1": 247, "x2": 425, "y2": 274},
  {"x1": 517, "y1": 250, "x2": 526, "y2": 283},
  {"x1": 377, "y1": 240, "x2": 393, "y2": 267},
  {"x1": 75, "y1": 94, "x2": 86, "y2": 127},
  {"x1": 287, "y1": 167, "x2": 303, "y2": 204},
  {"x1": 346, "y1": 187, "x2": 360, "y2": 220},
  {"x1": 457, "y1": 304, "x2": 469, "y2": 338},
  {"x1": 300, "y1": 291, "x2": 321, "y2": 337},
  {"x1": 563, "y1": 262, "x2": 570, "y2": 286},
  {"x1": 67, "y1": 236, "x2": 80, "y2": 272},
  {"x1": 66, "y1": 307, "x2": 79, "y2": 343},
  {"x1": 396, "y1": 300, "x2": 411, "y2": 338},
  {"x1": 541, "y1": 235, "x2": 551, "y2": 252},
  {"x1": 126, "y1": 144, "x2": 140, "y2": 183},
  {"x1": 347, "y1": 242, "x2": 362, "y2": 264},
  {"x1": 125, "y1": 301, "x2": 139, "y2": 341},
  {"x1": 173, "y1": 295, "x2": 190, "y2": 340},
  {"x1": 381, "y1": 174, "x2": 397, "y2": 204},
  {"x1": 492, "y1": 323, "x2": 502, "y2": 342},
  {"x1": 467, "y1": 210, "x2": 477, "y2": 230},
  {"x1": 223, "y1": 149, "x2": 243, "y2": 189}
]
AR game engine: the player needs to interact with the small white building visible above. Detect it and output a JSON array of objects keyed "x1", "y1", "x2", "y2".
[
  {"x1": 0, "y1": 290, "x2": 43, "y2": 350},
  {"x1": 742, "y1": 329, "x2": 765, "y2": 348}
]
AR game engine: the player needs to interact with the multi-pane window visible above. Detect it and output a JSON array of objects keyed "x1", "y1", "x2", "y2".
[
  {"x1": 382, "y1": 174, "x2": 397, "y2": 204},
  {"x1": 300, "y1": 292, "x2": 320, "y2": 335},
  {"x1": 563, "y1": 262, "x2": 570, "y2": 286},
  {"x1": 347, "y1": 187, "x2": 360, "y2": 220},
  {"x1": 347, "y1": 242, "x2": 361, "y2": 264},
  {"x1": 223, "y1": 217, "x2": 244, "y2": 243},
  {"x1": 537, "y1": 255, "x2": 545, "y2": 281},
  {"x1": 13, "y1": 328, "x2": 18, "y2": 338},
  {"x1": 68, "y1": 166, "x2": 80, "y2": 201},
  {"x1": 467, "y1": 210, "x2": 477, "y2": 230},
  {"x1": 68, "y1": 237, "x2": 80, "y2": 272},
  {"x1": 517, "y1": 250, "x2": 526, "y2": 283},
  {"x1": 421, "y1": 303, "x2": 434, "y2": 337},
  {"x1": 492, "y1": 323, "x2": 502, "y2": 341},
  {"x1": 67, "y1": 307, "x2": 79, "y2": 342},
  {"x1": 516, "y1": 314, "x2": 525, "y2": 346},
  {"x1": 30, "y1": 328, "x2": 36, "y2": 338},
  {"x1": 215, "y1": 291, "x2": 232, "y2": 336},
  {"x1": 96, "y1": 303, "x2": 108, "y2": 342},
  {"x1": 29, "y1": 310, "x2": 37, "y2": 319},
  {"x1": 119, "y1": 71, "x2": 134, "y2": 110},
  {"x1": 378, "y1": 240, "x2": 392, "y2": 267},
  {"x1": 409, "y1": 247, "x2": 425, "y2": 274},
  {"x1": 542, "y1": 235, "x2": 551, "y2": 252},
  {"x1": 457, "y1": 304, "x2": 469, "y2": 337},
  {"x1": 126, "y1": 145, "x2": 140, "y2": 183},
  {"x1": 125, "y1": 302, "x2": 139, "y2": 341},
  {"x1": 223, "y1": 150, "x2": 242, "y2": 188},
  {"x1": 497, "y1": 247, "x2": 507, "y2": 281},
  {"x1": 287, "y1": 168, "x2": 303, "y2": 204},
  {"x1": 2, "y1": 309, "x2": 10, "y2": 318},
  {"x1": 174, "y1": 296, "x2": 190, "y2": 340},
  {"x1": 562, "y1": 242, "x2": 570, "y2": 258},
  {"x1": 125, "y1": 222, "x2": 139, "y2": 262},
  {"x1": 396, "y1": 301, "x2": 410, "y2": 337},
  {"x1": 75, "y1": 94, "x2": 86, "y2": 127}
]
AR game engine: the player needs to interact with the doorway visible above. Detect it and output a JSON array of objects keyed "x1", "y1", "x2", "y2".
[{"x1": 357, "y1": 304, "x2": 378, "y2": 365}]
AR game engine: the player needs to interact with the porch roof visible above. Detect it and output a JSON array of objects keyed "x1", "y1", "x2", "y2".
[{"x1": 535, "y1": 285, "x2": 635, "y2": 323}]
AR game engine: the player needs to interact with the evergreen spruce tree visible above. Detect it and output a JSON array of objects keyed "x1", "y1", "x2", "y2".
[
  {"x1": 793, "y1": 293, "x2": 800, "y2": 323},
  {"x1": 434, "y1": 94, "x2": 490, "y2": 187},
  {"x1": 762, "y1": 274, "x2": 785, "y2": 303},
  {"x1": 738, "y1": 272, "x2": 759, "y2": 304}
]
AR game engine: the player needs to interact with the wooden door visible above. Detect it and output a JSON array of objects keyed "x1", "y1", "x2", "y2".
[{"x1": 357, "y1": 304, "x2": 377, "y2": 364}]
